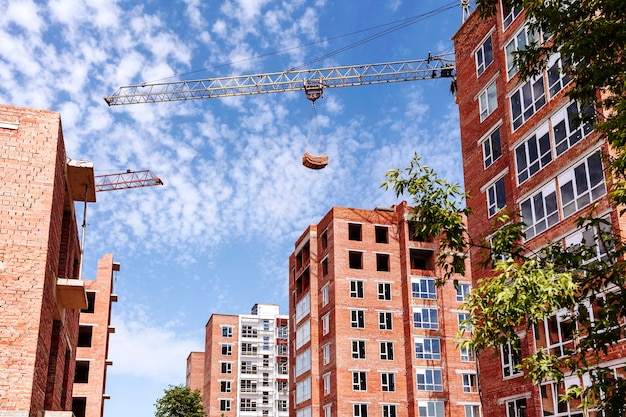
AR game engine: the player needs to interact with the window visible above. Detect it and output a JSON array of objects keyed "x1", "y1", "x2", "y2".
[
  {"x1": 296, "y1": 320, "x2": 311, "y2": 348},
  {"x1": 321, "y1": 284, "x2": 329, "y2": 306},
  {"x1": 352, "y1": 340, "x2": 366, "y2": 359},
  {"x1": 240, "y1": 399, "x2": 257, "y2": 412},
  {"x1": 220, "y1": 380, "x2": 232, "y2": 393},
  {"x1": 418, "y1": 401, "x2": 444, "y2": 417},
  {"x1": 74, "y1": 361, "x2": 90, "y2": 383},
  {"x1": 72, "y1": 398, "x2": 86, "y2": 417},
  {"x1": 323, "y1": 343, "x2": 331, "y2": 364},
  {"x1": 241, "y1": 361, "x2": 257, "y2": 374},
  {"x1": 410, "y1": 249, "x2": 434, "y2": 270},
  {"x1": 541, "y1": 381, "x2": 583, "y2": 417},
  {"x1": 381, "y1": 372, "x2": 396, "y2": 392},
  {"x1": 82, "y1": 292, "x2": 96, "y2": 314},
  {"x1": 520, "y1": 182, "x2": 559, "y2": 240},
  {"x1": 352, "y1": 371, "x2": 367, "y2": 391},
  {"x1": 350, "y1": 280, "x2": 364, "y2": 298},
  {"x1": 502, "y1": 1, "x2": 523, "y2": 29},
  {"x1": 322, "y1": 313, "x2": 330, "y2": 335},
  {"x1": 416, "y1": 368, "x2": 443, "y2": 392},
  {"x1": 349, "y1": 223, "x2": 362, "y2": 241},
  {"x1": 241, "y1": 325, "x2": 257, "y2": 338},
  {"x1": 547, "y1": 53, "x2": 572, "y2": 98},
  {"x1": 565, "y1": 218, "x2": 612, "y2": 264},
  {"x1": 415, "y1": 337, "x2": 441, "y2": 360},
  {"x1": 321, "y1": 230, "x2": 328, "y2": 249},
  {"x1": 487, "y1": 177, "x2": 506, "y2": 217},
  {"x1": 378, "y1": 282, "x2": 391, "y2": 300},
  {"x1": 263, "y1": 320, "x2": 270, "y2": 331},
  {"x1": 460, "y1": 346, "x2": 476, "y2": 362},
  {"x1": 322, "y1": 258, "x2": 329, "y2": 276},
  {"x1": 298, "y1": 407, "x2": 312, "y2": 417},
  {"x1": 240, "y1": 379, "x2": 257, "y2": 392},
  {"x1": 296, "y1": 348, "x2": 311, "y2": 376},
  {"x1": 222, "y1": 325, "x2": 233, "y2": 337},
  {"x1": 351, "y1": 310, "x2": 365, "y2": 328},
  {"x1": 241, "y1": 342, "x2": 257, "y2": 355},
  {"x1": 515, "y1": 122, "x2": 552, "y2": 184},
  {"x1": 379, "y1": 312, "x2": 393, "y2": 330},
  {"x1": 221, "y1": 344, "x2": 232, "y2": 356},
  {"x1": 501, "y1": 339, "x2": 523, "y2": 378},
  {"x1": 536, "y1": 310, "x2": 576, "y2": 357},
  {"x1": 296, "y1": 377, "x2": 311, "y2": 403},
  {"x1": 458, "y1": 312, "x2": 472, "y2": 332},
  {"x1": 475, "y1": 34, "x2": 494, "y2": 76},
  {"x1": 349, "y1": 251, "x2": 363, "y2": 269},
  {"x1": 220, "y1": 400, "x2": 231, "y2": 412},
  {"x1": 413, "y1": 307, "x2": 439, "y2": 329},
  {"x1": 506, "y1": 398, "x2": 527, "y2": 417},
  {"x1": 278, "y1": 400, "x2": 288, "y2": 412},
  {"x1": 456, "y1": 284, "x2": 471, "y2": 301},
  {"x1": 479, "y1": 81, "x2": 498, "y2": 122},
  {"x1": 505, "y1": 25, "x2": 538, "y2": 79},
  {"x1": 77, "y1": 326, "x2": 93, "y2": 348},
  {"x1": 552, "y1": 102, "x2": 594, "y2": 156},
  {"x1": 465, "y1": 405, "x2": 481, "y2": 417},
  {"x1": 511, "y1": 75, "x2": 546, "y2": 130},
  {"x1": 482, "y1": 127, "x2": 502, "y2": 168},
  {"x1": 462, "y1": 373, "x2": 478, "y2": 393},
  {"x1": 376, "y1": 253, "x2": 390, "y2": 271},
  {"x1": 383, "y1": 404, "x2": 397, "y2": 417},
  {"x1": 412, "y1": 277, "x2": 436, "y2": 299},
  {"x1": 296, "y1": 292, "x2": 311, "y2": 322},
  {"x1": 375, "y1": 226, "x2": 389, "y2": 243},
  {"x1": 380, "y1": 341, "x2": 394, "y2": 360},
  {"x1": 221, "y1": 362, "x2": 232, "y2": 374},
  {"x1": 323, "y1": 373, "x2": 331, "y2": 395},
  {"x1": 558, "y1": 152, "x2": 606, "y2": 218},
  {"x1": 354, "y1": 404, "x2": 368, "y2": 417}
]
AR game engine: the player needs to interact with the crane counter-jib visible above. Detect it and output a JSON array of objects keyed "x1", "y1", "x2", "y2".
[{"x1": 104, "y1": 55, "x2": 456, "y2": 106}]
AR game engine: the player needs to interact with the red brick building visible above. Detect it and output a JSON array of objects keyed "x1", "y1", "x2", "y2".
[
  {"x1": 0, "y1": 104, "x2": 113, "y2": 417},
  {"x1": 187, "y1": 304, "x2": 289, "y2": 417},
  {"x1": 453, "y1": 4, "x2": 626, "y2": 417},
  {"x1": 289, "y1": 203, "x2": 478, "y2": 417},
  {"x1": 72, "y1": 254, "x2": 119, "y2": 417}
]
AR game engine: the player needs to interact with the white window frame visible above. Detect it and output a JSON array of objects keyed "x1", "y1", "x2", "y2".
[
  {"x1": 350, "y1": 309, "x2": 365, "y2": 328},
  {"x1": 552, "y1": 102, "x2": 594, "y2": 156},
  {"x1": 418, "y1": 401, "x2": 444, "y2": 417},
  {"x1": 482, "y1": 127, "x2": 502, "y2": 168},
  {"x1": 220, "y1": 362, "x2": 232, "y2": 374},
  {"x1": 547, "y1": 52, "x2": 572, "y2": 98},
  {"x1": 520, "y1": 181, "x2": 559, "y2": 240},
  {"x1": 411, "y1": 277, "x2": 437, "y2": 299},
  {"x1": 506, "y1": 398, "x2": 527, "y2": 417},
  {"x1": 296, "y1": 292, "x2": 311, "y2": 323},
  {"x1": 221, "y1": 325, "x2": 233, "y2": 338},
  {"x1": 296, "y1": 377, "x2": 311, "y2": 404},
  {"x1": 323, "y1": 343, "x2": 331, "y2": 364},
  {"x1": 382, "y1": 404, "x2": 397, "y2": 417},
  {"x1": 416, "y1": 368, "x2": 443, "y2": 392},
  {"x1": 352, "y1": 371, "x2": 367, "y2": 391},
  {"x1": 501, "y1": 339, "x2": 523, "y2": 378},
  {"x1": 352, "y1": 339, "x2": 366, "y2": 359},
  {"x1": 379, "y1": 311, "x2": 393, "y2": 330},
  {"x1": 486, "y1": 176, "x2": 506, "y2": 217},
  {"x1": 380, "y1": 341, "x2": 394, "y2": 360},
  {"x1": 322, "y1": 313, "x2": 330, "y2": 335},
  {"x1": 350, "y1": 279, "x2": 364, "y2": 298},
  {"x1": 415, "y1": 337, "x2": 441, "y2": 360},
  {"x1": 460, "y1": 345, "x2": 476, "y2": 362},
  {"x1": 321, "y1": 283, "x2": 329, "y2": 306},
  {"x1": 323, "y1": 372, "x2": 331, "y2": 395},
  {"x1": 381, "y1": 372, "x2": 396, "y2": 392},
  {"x1": 510, "y1": 75, "x2": 546, "y2": 130},
  {"x1": 479, "y1": 81, "x2": 498, "y2": 122},
  {"x1": 220, "y1": 380, "x2": 232, "y2": 393},
  {"x1": 353, "y1": 404, "x2": 368, "y2": 417},
  {"x1": 464, "y1": 405, "x2": 481, "y2": 417},
  {"x1": 221, "y1": 343, "x2": 232, "y2": 356},
  {"x1": 458, "y1": 312, "x2": 472, "y2": 332},
  {"x1": 378, "y1": 282, "x2": 392, "y2": 300},
  {"x1": 558, "y1": 152, "x2": 606, "y2": 219},
  {"x1": 501, "y1": 1, "x2": 523, "y2": 29},
  {"x1": 295, "y1": 320, "x2": 311, "y2": 349},
  {"x1": 296, "y1": 348, "x2": 311, "y2": 376},
  {"x1": 505, "y1": 24, "x2": 538, "y2": 79},
  {"x1": 515, "y1": 121, "x2": 552, "y2": 184},
  {"x1": 475, "y1": 33, "x2": 494, "y2": 76},
  {"x1": 462, "y1": 373, "x2": 478, "y2": 393},
  {"x1": 413, "y1": 307, "x2": 439, "y2": 329},
  {"x1": 456, "y1": 283, "x2": 471, "y2": 301},
  {"x1": 219, "y1": 399, "x2": 231, "y2": 412}
]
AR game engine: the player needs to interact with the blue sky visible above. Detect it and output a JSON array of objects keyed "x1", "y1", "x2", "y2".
[{"x1": 0, "y1": 1, "x2": 465, "y2": 416}]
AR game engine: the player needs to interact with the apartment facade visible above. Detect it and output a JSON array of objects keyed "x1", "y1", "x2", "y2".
[
  {"x1": 0, "y1": 104, "x2": 93, "y2": 417},
  {"x1": 72, "y1": 254, "x2": 119, "y2": 417},
  {"x1": 189, "y1": 304, "x2": 289, "y2": 417},
  {"x1": 453, "y1": 4, "x2": 626, "y2": 417},
  {"x1": 288, "y1": 203, "x2": 478, "y2": 417}
]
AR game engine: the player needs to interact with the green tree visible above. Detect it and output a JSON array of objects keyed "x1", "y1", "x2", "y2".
[
  {"x1": 154, "y1": 384, "x2": 205, "y2": 417},
  {"x1": 383, "y1": 153, "x2": 626, "y2": 416}
]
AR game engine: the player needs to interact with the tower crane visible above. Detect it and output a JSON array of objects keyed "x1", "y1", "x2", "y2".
[{"x1": 104, "y1": 53, "x2": 455, "y2": 169}]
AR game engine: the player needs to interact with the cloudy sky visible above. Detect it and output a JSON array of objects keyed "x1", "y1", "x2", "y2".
[{"x1": 0, "y1": 0, "x2": 465, "y2": 416}]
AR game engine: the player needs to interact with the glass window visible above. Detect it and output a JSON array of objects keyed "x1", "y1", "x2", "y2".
[
  {"x1": 352, "y1": 340, "x2": 366, "y2": 359},
  {"x1": 220, "y1": 380, "x2": 232, "y2": 393},
  {"x1": 296, "y1": 377, "x2": 311, "y2": 404},
  {"x1": 501, "y1": 339, "x2": 523, "y2": 378},
  {"x1": 479, "y1": 81, "x2": 498, "y2": 122},
  {"x1": 322, "y1": 313, "x2": 330, "y2": 335},
  {"x1": 220, "y1": 400, "x2": 231, "y2": 412},
  {"x1": 506, "y1": 398, "x2": 527, "y2": 417},
  {"x1": 476, "y1": 34, "x2": 494, "y2": 76},
  {"x1": 378, "y1": 282, "x2": 392, "y2": 300},
  {"x1": 220, "y1": 362, "x2": 232, "y2": 374},
  {"x1": 547, "y1": 53, "x2": 572, "y2": 97},
  {"x1": 383, "y1": 405, "x2": 397, "y2": 417},
  {"x1": 221, "y1": 326, "x2": 233, "y2": 338},
  {"x1": 416, "y1": 368, "x2": 443, "y2": 391},
  {"x1": 552, "y1": 102, "x2": 594, "y2": 156},
  {"x1": 381, "y1": 373, "x2": 396, "y2": 392},
  {"x1": 323, "y1": 343, "x2": 331, "y2": 364},
  {"x1": 380, "y1": 341, "x2": 394, "y2": 360},
  {"x1": 465, "y1": 405, "x2": 481, "y2": 417},
  {"x1": 502, "y1": 1, "x2": 523, "y2": 29},
  {"x1": 415, "y1": 337, "x2": 441, "y2": 360},
  {"x1": 321, "y1": 284, "x2": 329, "y2": 306},
  {"x1": 515, "y1": 122, "x2": 552, "y2": 184},
  {"x1": 296, "y1": 292, "x2": 311, "y2": 322},
  {"x1": 462, "y1": 373, "x2": 478, "y2": 392},
  {"x1": 296, "y1": 320, "x2": 310, "y2": 349},
  {"x1": 412, "y1": 277, "x2": 436, "y2": 299},
  {"x1": 352, "y1": 371, "x2": 367, "y2": 391},
  {"x1": 413, "y1": 307, "x2": 439, "y2": 329},
  {"x1": 458, "y1": 312, "x2": 472, "y2": 332},
  {"x1": 418, "y1": 401, "x2": 444, "y2": 417},
  {"x1": 221, "y1": 344, "x2": 232, "y2": 356},
  {"x1": 520, "y1": 181, "x2": 559, "y2": 240},
  {"x1": 456, "y1": 284, "x2": 471, "y2": 301},
  {"x1": 351, "y1": 310, "x2": 365, "y2": 328},
  {"x1": 505, "y1": 25, "x2": 538, "y2": 79},
  {"x1": 350, "y1": 280, "x2": 364, "y2": 298},
  {"x1": 482, "y1": 127, "x2": 502, "y2": 168},
  {"x1": 354, "y1": 404, "x2": 368, "y2": 417},
  {"x1": 558, "y1": 152, "x2": 606, "y2": 218},
  {"x1": 323, "y1": 373, "x2": 331, "y2": 395},
  {"x1": 296, "y1": 348, "x2": 311, "y2": 376},
  {"x1": 511, "y1": 75, "x2": 546, "y2": 130},
  {"x1": 379, "y1": 312, "x2": 393, "y2": 330},
  {"x1": 460, "y1": 346, "x2": 476, "y2": 362},
  {"x1": 487, "y1": 177, "x2": 506, "y2": 217}
]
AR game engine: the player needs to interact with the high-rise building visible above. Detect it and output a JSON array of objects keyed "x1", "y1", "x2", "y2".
[
  {"x1": 188, "y1": 304, "x2": 289, "y2": 417},
  {"x1": 288, "y1": 203, "x2": 478, "y2": 417},
  {"x1": 453, "y1": 4, "x2": 626, "y2": 417},
  {"x1": 0, "y1": 104, "x2": 113, "y2": 417},
  {"x1": 72, "y1": 254, "x2": 119, "y2": 417}
]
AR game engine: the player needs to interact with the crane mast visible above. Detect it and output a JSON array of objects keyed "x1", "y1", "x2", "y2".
[{"x1": 104, "y1": 54, "x2": 455, "y2": 106}]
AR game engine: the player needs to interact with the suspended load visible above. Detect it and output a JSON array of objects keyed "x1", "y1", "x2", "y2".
[{"x1": 302, "y1": 80, "x2": 329, "y2": 170}]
